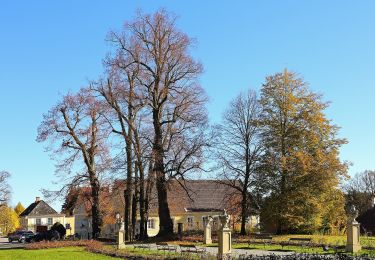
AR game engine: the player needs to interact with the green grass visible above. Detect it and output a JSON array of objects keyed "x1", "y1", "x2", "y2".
[
  {"x1": 205, "y1": 234, "x2": 375, "y2": 256},
  {"x1": 264, "y1": 234, "x2": 375, "y2": 247},
  {"x1": 0, "y1": 247, "x2": 116, "y2": 260}
]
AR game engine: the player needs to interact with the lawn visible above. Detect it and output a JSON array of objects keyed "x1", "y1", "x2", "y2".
[
  {"x1": 265, "y1": 234, "x2": 375, "y2": 247},
  {"x1": 203, "y1": 234, "x2": 375, "y2": 256},
  {"x1": 0, "y1": 247, "x2": 116, "y2": 260}
]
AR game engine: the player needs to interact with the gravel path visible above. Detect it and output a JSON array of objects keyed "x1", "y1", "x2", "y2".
[
  {"x1": 204, "y1": 246, "x2": 294, "y2": 257},
  {"x1": 129, "y1": 243, "x2": 294, "y2": 258}
]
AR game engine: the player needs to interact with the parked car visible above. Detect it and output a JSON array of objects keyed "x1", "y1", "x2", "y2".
[
  {"x1": 25, "y1": 230, "x2": 60, "y2": 243},
  {"x1": 8, "y1": 230, "x2": 34, "y2": 243}
]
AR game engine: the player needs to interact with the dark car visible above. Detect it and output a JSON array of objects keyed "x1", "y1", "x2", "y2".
[
  {"x1": 8, "y1": 230, "x2": 34, "y2": 243},
  {"x1": 25, "y1": 230, "x2": 60, "y2": 243}
]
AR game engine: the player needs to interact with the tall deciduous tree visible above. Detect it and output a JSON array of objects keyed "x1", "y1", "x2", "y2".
[
  {"x1": 259, "y1": 69, "x2": 348, "y2": 234},
  {"x1": 108, "y1": 10, "x2": 207, "y2": 236},
  {"x1": 0, "y1": 171, "x2": 11, "y2": 205},
  {"x1": 37, "y1": 88, "x2": 111, "y2": 238},
  {"x1": 215, "y1": 90, "x2": 263, "y2": 235},
  {"x1": 93, "y1": 69, "x2": 142, "y2": 240},
  {"x1": 0, "y1": 206, "x2": 19, "y2": 234}
]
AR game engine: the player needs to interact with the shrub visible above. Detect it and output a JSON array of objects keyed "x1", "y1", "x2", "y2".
[{"x1": 50, "y1": 222, "x2": 66, "y2": 238}]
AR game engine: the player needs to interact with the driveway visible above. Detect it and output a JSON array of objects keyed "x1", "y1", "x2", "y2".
[{"x1": 0, "y1": 237, "x2": 25, "y2": 249}]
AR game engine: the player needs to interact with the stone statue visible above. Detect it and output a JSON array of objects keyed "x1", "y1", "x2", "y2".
[
  {"x1": 218, "y1": 209, "x2": 232, "y2": 255},
  {"x1": 203, "y1": 216, "x2": 214, "y2": 245},
  {"x1": 207, "y1": 216, "x2": 214, "y2": 226},
  {"x1": 219, "y1": 209, "x2": 230, "y2": 229},
  {"x1": 349, "y1": 205, "x2": 359, "y2": 222}
]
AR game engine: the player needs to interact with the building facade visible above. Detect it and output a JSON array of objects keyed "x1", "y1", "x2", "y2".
[{"x1": 20, "y1": 197, "x2": 75, "y2": 234}]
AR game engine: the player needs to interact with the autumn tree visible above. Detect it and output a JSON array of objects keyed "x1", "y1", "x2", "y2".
[
  {"x1": 0, "y1": 171, "x2": 11, "y2": 205},
  {"x1": 37, "y1": 88, "x2": 111, "y2": 238},
  {"x1": 259, "y1": 69, "x2": 348, "y2": 234},
  {"x1": 14, "y1": 202, "x2": 25, "y2": 216},
  {"x1": 107, "y1": 10, "x2": 208, "y2": 237},
  {"x1": 214, "y1": 90, "x2": 263, "y2": 235},
  {"x1": 0, "y1": 206, "x2": 19, "y2": 234}
]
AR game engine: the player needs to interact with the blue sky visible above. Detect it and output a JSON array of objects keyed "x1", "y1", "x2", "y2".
[{"x1": 1, "y1": 1, "x2": 374, "y2": 210}]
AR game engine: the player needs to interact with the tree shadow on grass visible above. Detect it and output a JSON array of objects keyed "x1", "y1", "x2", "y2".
[{"x1": 268, "y1": 248, "x2": 299, "y2": 252}]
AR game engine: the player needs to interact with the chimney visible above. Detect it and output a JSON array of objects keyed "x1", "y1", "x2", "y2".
[{"x1": 35, "y1": 197, "x2": 41, "y2": 203}]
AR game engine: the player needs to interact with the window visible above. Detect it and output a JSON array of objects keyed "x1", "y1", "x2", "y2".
[
  {"x1": 36, "y1": 218, "x2": 41, "y2": 225},
  {"x1": 187, "y1": 216, "x2": 194, "y2": 229},
  {"x1": 48, "y1": 218, "x2": 53, "y2": 225},
  {"x1": 147, "y1": 219, "x2": 155, "y2": 229}
]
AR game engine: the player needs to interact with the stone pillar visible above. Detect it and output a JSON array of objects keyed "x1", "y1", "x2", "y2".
[
  {"x1": 117, "y1": 221, "x2": 126, "y2": 249},
  {"x1": 218, "y1": 212, "x2": 231, "y2": 256},
  {"x1": 203, "y1": 221, "x2": 212, "y2": 245},
  {"x1": 346, "y1": 220, "x2": 361, "y2": 253}
]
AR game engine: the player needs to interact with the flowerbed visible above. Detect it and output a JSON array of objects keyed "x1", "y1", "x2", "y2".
[{"x1": 25, "y1": 240, "x2": 97, "y2": 250}]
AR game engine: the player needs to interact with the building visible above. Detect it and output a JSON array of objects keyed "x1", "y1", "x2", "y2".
[
  {"x1": 62, "y1": 180, "x2": 259, "y2": 238},
  {"x1": 20, "y1": 197, "x2": 75, "y2": 235},
  {"x1": 63, "y1": 179, "x2": 260, "y2": 238},
  {"x1": 61, "y1": 186, "x2": 117, "y2": 239},
  {"x1": 140, "y1": 180, "x2": 259, "y2": 236}
]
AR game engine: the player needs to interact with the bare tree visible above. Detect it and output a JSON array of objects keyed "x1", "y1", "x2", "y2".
[
  {"x1": 214, "y1": 90, "x2": 263, "y2": 235},
  {"x1": 133, "y1": 116, "x2": 153, "y2": 239},
  {"x1": 92, "y1": 65, "x2": 142, "y2": 240},
  {"x1": 107, "y1": 10, "x2": 208, "y2": 237},
  {"x1": 0, "y1": 171, "x2": 11, "y2": 204},
  {"x1": 345, "y1": 170, "x2": 375, "y2": 215},
  {"x1": 37, "y1": 88, "x2": 111, "y2": 238}
]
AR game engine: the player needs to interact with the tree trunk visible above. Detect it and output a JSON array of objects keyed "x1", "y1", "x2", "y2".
[
  {"x1": 241, "y1": 143, "x2": 250, "y2": 236},
  {"x1": 153, "y1": 110, "x2": 173, "y2": 237},
  {"x1": 90, "y1": 177, "x2": 102, "y2": 239},
  {"x1": 125, "y1": 135, "x2": 133, "y2": 241},
  {"x1": 132, "y1": 163, "x2": 139, "y2": 240},
  {"x1": 155, "y1": 173, "x2": 173, "y2": 236},
  {"x1": 124, "y1": 81, "x2": 135, "y2": 241},
  {"x1": 277, "y1": 173, "x2": 286, "y2": 234},
  {"x1": 240, "y1": 190, "x2": 247, "y2": 235},
  {"x1": 139, "y1": 162, "x2": 146, "y2": 240}
]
